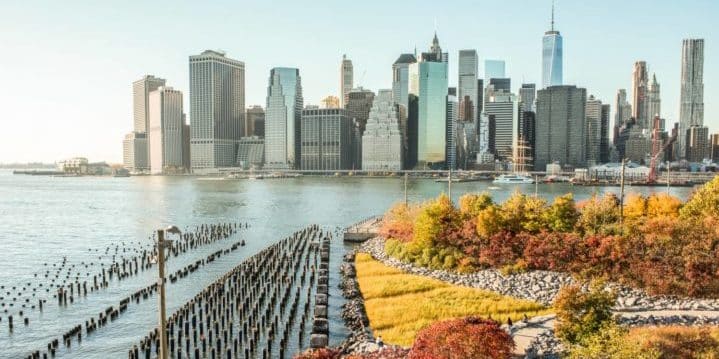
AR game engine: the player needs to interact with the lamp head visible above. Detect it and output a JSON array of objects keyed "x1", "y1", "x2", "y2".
[{"x1": 165, "y1": 225, "x2": 181, "y2": 235}]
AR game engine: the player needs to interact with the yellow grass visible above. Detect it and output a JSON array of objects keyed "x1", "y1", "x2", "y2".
[{"x1": 355, "y1": 253, "x2": 552, "y2": 346}]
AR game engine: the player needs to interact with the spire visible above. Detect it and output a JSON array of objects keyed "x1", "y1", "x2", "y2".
[{"x1": 551, "y1": 0, "x2": 555, "y2": 31}]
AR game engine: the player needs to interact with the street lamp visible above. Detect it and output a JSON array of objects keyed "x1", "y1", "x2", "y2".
[{"x1": 157, "y1": 225, "x2": 181, "y2": 359}]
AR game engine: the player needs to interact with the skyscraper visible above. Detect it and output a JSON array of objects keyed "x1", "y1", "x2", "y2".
[
  {"x1": 346, "y1": 87, "x2": 375, "y2": 133},
  {"x1": 149, "y1": 87, "x2": 185, "y2": 174},
  {"x1": 535, "y1": 85, "x2": 587, "y2": 169},
  {"x1": 265, "y1": 68, "x2": 303, "y2": 169},
  {"x1": 484, "y1": 60, "x2": 506, "y2": 81},
  {"x1": 300, "y1": 108, "x2": 352, "y2": 170},
  {"x1": 647, "y1": 74, "x2": 661, "y2": 123},
  {"x1": 189, "y1": 50, "x2": 245, "y2": 172},
  {"x1": 632, "y1": 61, "x2": 649, "y2": 129},
  {"x1": 485, "y1": 92, "x2": 519, "y2": 160},
  {"x1": 686, "y1": 126, "x2": 709, "y2": 162},
  {"x1": 519, "y1": 84, "x2": 537, "y2": 114},
  {"x1": 446, "y1": 88, "x2": 458, "y2": 169},
  {"x1": 133, "y1": 75, "x2": 166, "y2": 133},
  {"x1": 458, "y1": 50, "x2": 479, "y2": 122},
  {"x1": 392, "y1": 54, "x2": 417, "y2": 110},
  {"x1": 679, "y1": 39, "x2": 705, "y2": 159},
  {"x1": 413, "y1": 34, "x2": 449, "y2": 169},
  {"x1": 123, "y1": 132, "x2": 148, "y2": 172},
  {"x1": 362, "y1": 90, "x2": 403, "y2": 170},
  {"x1": 340, "y1": 55, "x2": 353, "y2": 108},
  {"x1": 600, "y1": 104, "x2": 611, "y2": 163},
  {"x1": 585, "y1": 95, "x2": 603, "y2": 166},
  {"x1": 613, "y1": 89, "x2": 632, "y2": 144},
  {"x1": 245, "y1": 105, "x2": 265, "y2": 137},
  {"x1": 541, "y1": 3, "x2": 563, "y2": 88}
]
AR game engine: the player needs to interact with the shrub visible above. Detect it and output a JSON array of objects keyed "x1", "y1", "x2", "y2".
[
  {"x1": 345, "y1": 347, "x2": 411, "y2": 359},
  {"x1": 477, "y1": 231, "x2": 527, "y2": 268},
  {"x1": 567, "y1": 323, "x2": 659, "y2": 359},
  {"x1": 379, "y1": 202, "x2": 418, "y2": 242},
  {"x1": 623, "y1": 193, "x2": 647, "y2": 222},
  {"x1": 458, "y1": 193, "x2": 493, "y2": 218},
  {"x1": 627, "y1": 326, "x2": 719, "y2": 358},
  {"x1": 293, "y1": 348, "x2": 342, "y2": 359},
  {"x1": 576, "y1": 193, "x2": 621, "y2": 235},
  {"x1": 543, "y1": 193, "x2": 579, "y2": 232},
  {"x1": 680, "y1": 175, "x2": 719, "y2": 220},
  {"x1": 408, "y1": 317, "x2": 514, "y2": 359},
  {"x1": 646, "y1": 192, "x2": 682, "y2": 218},
  {"x1": 522, "y1": 231, "x2": 586, "y2": 272},
  {"x1": 554, "y1": 281, "x2": 616, "y2": 345}
]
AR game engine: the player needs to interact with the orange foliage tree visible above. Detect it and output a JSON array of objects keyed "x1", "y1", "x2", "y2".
[{"x1": 408, "y1": 317, "x2": 514, "y2": 359}]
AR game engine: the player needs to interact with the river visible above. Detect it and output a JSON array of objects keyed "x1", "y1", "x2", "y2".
[{"x1": 0, "y1": 170, "x2": 697, "y2": 358}]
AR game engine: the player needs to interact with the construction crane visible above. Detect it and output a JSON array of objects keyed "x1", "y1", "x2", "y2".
[{"x1": 647, "y1": 116, "x2": 676, "y2": 184}]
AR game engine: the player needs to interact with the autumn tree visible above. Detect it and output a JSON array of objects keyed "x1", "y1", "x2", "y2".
[
  {"x1": 543, "y1": 193, "x2": 579, "y2": 232},
  {"x1": 645, "y1": 193, "x2": 682, "y2": 218},
  {"x1": 379, "y1": 202, "x2": 418, "y2": 242},
  {"x1": 458, "y1": 193, "x2": 493, "y2": 218},
  {"x1": 576, "y1": 193, "x2": 621, "y2": 235},
  {"x1": 680, "y1": 175, "x2": 719, "y2": 221},
  {"x1": 554, "y1": 281, "x2": 617, "y2": 345},
  {"x1": 408, "y1": 317, "x2": 514, "y2": 359}
]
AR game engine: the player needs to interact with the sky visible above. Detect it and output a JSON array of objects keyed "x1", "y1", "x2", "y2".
[{"x1": 0, "y1": 0, "x2": 716, "y2": 163}]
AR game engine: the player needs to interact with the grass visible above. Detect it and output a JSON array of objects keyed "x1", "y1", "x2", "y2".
[
  {"x1": 626, "y1": 326, "x2": 719, "y2": 357},
  {"x1": 355, "y1": 253, "x2": 552, "y2": 346}
]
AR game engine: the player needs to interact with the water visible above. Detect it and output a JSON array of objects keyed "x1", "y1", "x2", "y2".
[{"x1": 0, "y1": 170, "x2": 696, "y2": 358}]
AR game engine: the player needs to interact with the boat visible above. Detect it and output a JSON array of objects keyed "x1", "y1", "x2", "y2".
[{"x1": 493, "y1": 174, "x2": 535, "y2": 184}]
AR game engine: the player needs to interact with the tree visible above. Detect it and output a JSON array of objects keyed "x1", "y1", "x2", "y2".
[
  {"x1": 645, "y1": 193, "x2": 681, "y2": 218},
  {"x1": 623, "y1": 193, "x2": 647, "y2": 222},
  {"x1": 458, "y1": 193, "x2": 493, "y2": 218},
  {"x1": 379, "y1": 202, "x2": 418, "y2": 242},
  {"x1": 554, "y1": 281, "x2": 617, "y2": 345},
  {"x1": 680, "y1": 175, "x2": 719, "y2": 221},
  {"x1": 576, "y1": 193, "x2": 621, "y2": 235},
  {"x1": 543, "y1": 194, "x2": 579, "y2": 232},
  {"x1": 408, "y1": 317, "x2": 514, "y2": 359}
]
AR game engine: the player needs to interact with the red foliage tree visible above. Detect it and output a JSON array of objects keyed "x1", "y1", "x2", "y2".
[
  {"x1": 477, "y1": 231, "x2": 527, "y2": 268},
  {"x1": 522, "y1": 231, "x2": 586, "y2": 272},
  {"x1": 408, "y1": 316, "x2": 514, "y2": 359}
]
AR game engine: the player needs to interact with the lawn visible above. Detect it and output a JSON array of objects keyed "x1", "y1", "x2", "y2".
[{"x1": 355, "y1": 252, "x2": 552, "y2": 346}]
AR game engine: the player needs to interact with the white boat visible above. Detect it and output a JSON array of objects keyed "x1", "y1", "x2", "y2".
[{"x1": 493, "y1": 174, "x2": 535, "y2": 184}]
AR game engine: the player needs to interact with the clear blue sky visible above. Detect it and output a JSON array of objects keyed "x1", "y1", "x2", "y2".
[{"x1": 0, "y1": 0, "x2": 716, "y2": 163}]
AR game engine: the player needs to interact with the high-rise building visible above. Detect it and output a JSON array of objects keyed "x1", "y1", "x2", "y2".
[
  {"x1": 413, "y1": 34, "x2": 449, "y2": 169},
  {"x1": 345, "y1": 87, "x2": 375, "y2": 133},
  {"x1": 484, "y1": 60, "x2": 506, "y2": 81},
  {"x1": 679, "y1": 39, "x2": 705, "y2": 159},
  {"x1": 392, "y1": 54, "x2": 417, "y2": 110},
  {"x1": 710, "y1": 133, "x2": 719, "y2": 163},
  {"x1": 647, "y1": 74, "x2": 661, "y2": 124},
  {"x1": 189, "y1": 50, "x2": 245, "y2": 172},
  {"x1": 122, "y1": 132, "x2": 148, "y2": 172},
  {"x1": 613, "y1": 89, "x2": 632, "y2": 144},
  {"x1": 585, "y1": 95, "x2": 603, "y2": 166},
  {"x1": 535, "y1": 85, "x2": 587, "y2": 170},
  {"x1": 541, "y1": 3, "x2": 563, "y2": 88},
  {"x1": 458, "y1": 50, "x2": 479, "y2": 122},
  {"x1": 600, "y1": 104, "x2": 611, "y2": 163},
  {"x1": 300, "y1": 108, "x2": 352, "y2": 170},
  {"x1": 235, "y1": 136, "x2": 264, "y2": 169},
  {"x1": 149, "y1": 87, "x2": 185, "y2": 174},
  {"x1": 446, "y1": 88, "x2": 458, "y2": 169},
  {"x1": 340, "y1": 55, "x2": 353, "y2": 107},
  {"x1": 406, "y1": 94, "x2": 419, "y2": 169},
  {"x1": 321, "y1": 96, "x2": 340, "y2": 109},
  {"x1": 362, "y1": 90, "x2": 403, "y2": 171},
  {"x1": 632, "y1": 61, "x2": 649, "y2": 129},
  {"x1": 519, "y1": 84, "x2": 537, "y2": 114},
  {"x1": 485, "y1": 92, "x2": 518, "y2": 160},
  {"x1": 133, "y1": 75, "x2": 166, "y2": 133},
  {"x1": 265, "y1": 68, "x2": 303, "y2": 169},
  {"x1": 519, "y1": 111, "x2": 536, "y2": 168},
  {"x1": 182, "y1": 121, "x2": 190, "y2": 171},
  {"x1": 686, "y1": 126, "x2": 709, "y2": 162},
  {"x1": 245, "y1": 105, "x2": 265, "y2": 137}
]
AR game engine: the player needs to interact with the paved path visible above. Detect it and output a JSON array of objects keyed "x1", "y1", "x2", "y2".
[{"x1": 508, "y1": 310, "x2": 719, "y2": 357}]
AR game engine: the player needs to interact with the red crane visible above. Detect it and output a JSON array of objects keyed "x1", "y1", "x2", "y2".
[{"x1": 647, "y1": 116, "x2": 676, "y2": 183}]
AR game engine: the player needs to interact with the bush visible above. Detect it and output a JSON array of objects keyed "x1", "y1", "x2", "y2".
[
  {"x1": 627, "y1": 326, "x2": 719, "y2": 358},
  {"x1": 522, "y1": 231, "x2": 586, "y2": 272},
  {"x1": 379, "y1": 202, "x2": 418, "y2": 242},
  {"x1": 458, "y1": 193, "x2": 493, "y2": 218},
  {"x1": 293, "y1": 348, "x2": 343, "y2": 359},
  {"x1": 408, "y1": 317, "x2": 514, "y2": 359},
  {"x1": 543, "y1": 193, "x2": 579, "y2": 232},
  {"x1": 680, "y1": 175, "x2": 719, "y2": 220},
  {"x1": 554, "y1": 281, "x2": 617, "y2": 345},
  {"x1": 576, "y1": 193, "x2": 621, "y2": 235},
  {"x1": 567, "y1": 323, "x2": 659, "y2": 359}
]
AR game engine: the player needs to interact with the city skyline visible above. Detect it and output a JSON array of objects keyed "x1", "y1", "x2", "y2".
[{"x1": 0, "y1": 0, "x2": 717, "y2": 163}]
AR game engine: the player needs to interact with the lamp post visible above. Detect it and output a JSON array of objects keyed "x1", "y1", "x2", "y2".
[{"x1": 156, "y1": 225, "x2": 181, "y2": 359}]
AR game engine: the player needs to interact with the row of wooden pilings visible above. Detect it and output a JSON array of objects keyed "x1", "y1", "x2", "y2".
[
  {"x1": 22, "y1": 235, "x2": 248, "y2": 359},
  {"x1": 128, "y1": 225, "x2": 326, "y2": 359}
]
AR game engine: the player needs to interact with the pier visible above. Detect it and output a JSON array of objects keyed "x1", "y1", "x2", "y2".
[{"x1": 343, "y1": 216, "x2": 381, "y2": 243}]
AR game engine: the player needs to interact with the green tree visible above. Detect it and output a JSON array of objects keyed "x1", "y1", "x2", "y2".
[
  {"x1": 680, "y1": 175, "x2": 719, "y2": 220},
  {"x1": 543, "y1": 193, "x2": 579, "y2": 232},
  {"x1": 554, "y1": 280, "x2": 617, "y2": 345},
  {"x1": 458, "y1": 193, "x2": 493, "y2": 218}
]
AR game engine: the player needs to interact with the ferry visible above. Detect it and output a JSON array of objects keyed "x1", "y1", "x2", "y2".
[{"x1": 492, "y1": 174, "x2": 535, "y2": 184}]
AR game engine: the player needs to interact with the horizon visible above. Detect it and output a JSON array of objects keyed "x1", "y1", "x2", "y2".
[{"x1": 0, "y1": 0, "x2": 716, "y2": 163}]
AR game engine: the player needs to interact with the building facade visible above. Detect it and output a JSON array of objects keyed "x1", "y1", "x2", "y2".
[
  {"x1": 300, "y1": 108, "x2": 352, "y2": 170},
  {"x1": 686, "y1": 126, "x2": 709, "y2": 162},
  {"x1": 346, "y1": 87, "x2": 375, "y2": 133},
  {"x1": 632, "y1": 61, "x2": 649, "y2": 129},
  {"x1": 149, "y1": 87, "x2": 185, "y2": 174},
  {"x1": 613, "y1": 89, "x2": 632, "y2": 144},
  {"x1": 265, "y1": 68, "x2": 303, "y2": 169},
  {"x1": 647, "y1": 74, "x2": 661, "y2": 125},
  {"x1": 122, "y1": 132, "x2": 148, "y2": 172},
  {"x1": 189, "y1": 50, "x2": 245, "y2": 172},
  {"x1": 485, "y1": 92, "x2": 518, "y2": 161},
  {"x1": 679, "y1": 39, "x2": 705, "y2": 159},
  {"x1": 535, "y1": 85, "x2": 587, "y2": 170},
  {"x1": 458, "y1": 50, "x2": 479, "y2": 122},
  {"x1": 235, "y1": 136, "x2": 264, "y2": 169},
  {"x1": 245, "y1": 105, "x2": 265, "y2": 137},
  {"x1": 362, "y1": 90, "x2": 403, "y2": 171},
  {"x1": 133, "y1": 75, "x2": 166, "y2": 133},
  {"x1": 446, "y1": 89, "x2": 458, "y2": 169},
  {"x1": 585, "y1": 95, "x2": 603, "y2": 166},
  {"x1": 340, "y1": 55, "x2": 353, "y2": 107},
  {"x1": 416, "y1": 57, "x2": 449, "y2": 168}
]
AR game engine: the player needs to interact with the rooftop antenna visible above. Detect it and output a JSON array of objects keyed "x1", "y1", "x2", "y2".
[{"x1": 551, "y1": 0, "x2": 556, "y2": 31}]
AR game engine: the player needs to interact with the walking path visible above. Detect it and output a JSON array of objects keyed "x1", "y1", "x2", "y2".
[{"x1": 508, "y1": 310, "x2": 719, "y2": 357}]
